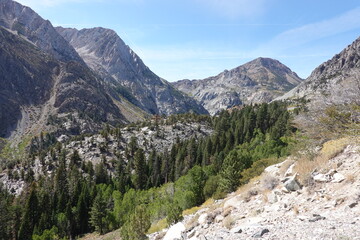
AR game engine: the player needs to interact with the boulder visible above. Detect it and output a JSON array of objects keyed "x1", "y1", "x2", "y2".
[
  {"x1": 224, "y1": 196, "x2": 241, "y2": 209},
  {"x1": 163, "y1": 222, "x2": 186, "y2": 240},
  {"x1": 313, "y1": 174, "x2": 328, "y2": 182},
  {"x1": 230, "y1": 226, "x2": 242, "y2": 233},
  {"x1": 198, "y1": 213, "x2": 209, "y2": 225},
  {"x1": 284, "y1": 163, "x2": 296, "y2": 177},
  {"x1": 284, "y1": 176, "x2": 301, "y2": 192},
  {"x1": 309, "y1": 214, "x2": 326, "y2": 222},
  {"x1": 252, "y1": 228, "x2": 270, "y2": 238},
  {"x1": 215, "y1": 215, "x2": 224, "y2": 223},
  {"x1": 331, "y1": 173, "x2": 345, "y2": 183}
]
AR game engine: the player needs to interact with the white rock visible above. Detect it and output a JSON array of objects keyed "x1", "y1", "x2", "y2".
[
  {"x1": 163, "y1": 222, "x2": 186, "y2": 240},
  {"x1": 215, "y1": 215, "x2": 224, "y2": 223},
  {"x1": 268, "y1": 192, "x2": 279, "y2": 204},
  {"x1": 298, "y1": 215, "x2": 309, "y2": 221},
  {"x1": 230, "y1": 226, "x2": 242, "y2": 233},
  {"x1": 284, "y1": 163, "x2": 296, "y2": 177},
  {"x1": 189, "y1": 237, "x2": 199, "y2": 240},
  {"x1": 198, "y1": 213, "x2": 209, "y2": 225},
  {"x1": 224, "y1": 196, "x2": 241, "y2": 209},
  {"x1": 326, "y1": 169, "x2": 337, "y2": 177},
  {"x1": 313, "y1": 174, "x2": 328, "y2": 182},
  {"x1": 331, "y1": 173, "x2": 345, "y2": 183},
  {"x1": 264, "y1": 164, "x2": 281, "y2": 177}
]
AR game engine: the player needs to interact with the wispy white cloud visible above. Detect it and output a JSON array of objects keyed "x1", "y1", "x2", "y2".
[
  {"x1": 256, "y1": 7, "x2": 360, "y2": 55},
  {"x1": 196, "y1": 0, "x2": 268, "y2": 19}
]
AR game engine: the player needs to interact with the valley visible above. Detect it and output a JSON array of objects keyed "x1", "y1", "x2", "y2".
[{"x1": 0, "y1": 1, "x2": 359, "y2": 240}]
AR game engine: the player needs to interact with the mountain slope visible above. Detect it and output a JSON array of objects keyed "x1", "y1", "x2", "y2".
[
  {"x1": 277, "y1": 37, "x2": 360, "y2": 109},
  {"x1": 150, "y1": 138, "x2": 360, "y2": 240},
  {"x1": 0, "y1": 0, "x2": 83, "y2": 63},
  {"x1": 56, "y1": 27, "x2": 208, "y2": 115},
  {"x1": 173, "y1": 58, "x2": 302, "y2": 115},
  {"x1": 0, "y1": 26, "x2": 133, "y2": 139}
]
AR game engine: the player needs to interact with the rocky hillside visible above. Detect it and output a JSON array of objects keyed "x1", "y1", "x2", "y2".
[
  {"x1": 0, "y1": 26, "x2": 134, "y2": 140},
  {"x1": 56, "y1": 27, "x2": 208, "y2": 115},
  {"x1": 152, "y1": 137, "x2": 360, "y2": 240},
  {"x1": 173, "y1": 58, "x2": 302, "y2": 115},
  {"x1": 1, "y1": 116, "x2": 213, "y2": 195},
  {"x1": 277, "y1": 37, "x2": 360, "y2": 109},
  {"x1": 0, "y1": 0, "x2": 171, "y2": 142}
]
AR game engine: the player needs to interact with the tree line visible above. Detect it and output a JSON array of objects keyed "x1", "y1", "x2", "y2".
[{"x1": 0, "y1": 101, "x2": 295, "y2": 240}]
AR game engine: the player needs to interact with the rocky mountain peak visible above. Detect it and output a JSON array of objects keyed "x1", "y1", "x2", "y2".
[
  {"x1": 173, "y1": 58, "x2": 303, "y2": 115},
  {"x1": 277, "y1": 36, "x2": 360, "y2": 107},
  {"x1": 309, "y1": 37, "x2": 360, "y2": 80},
  {"x1": 0, "y1": 0, "x2": 83, "y2": 63},
  {"x1": 56, "y1": 26, "x2": 208, "y2": 115}
]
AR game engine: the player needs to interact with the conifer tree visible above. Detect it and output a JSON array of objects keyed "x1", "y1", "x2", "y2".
[
  {"x1": 120, "y1": 205, "x2": 150, "y2": 240},
  {"x1": 133, "y1": 148, "x2": 147, "y2": 189},
  {"x1": 89, "y1": 192, "x2": 107, "y2": 235},
  {"x1": 19, "y1": 185, "x2": 39, "y2": 240}
]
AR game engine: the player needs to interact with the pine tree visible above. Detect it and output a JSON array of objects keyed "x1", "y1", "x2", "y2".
[
  {"x1": 18, "y1": 185, "x2": 39, "y2": 240},
  {"x1": 0, "y1": 184, "x2": 13, "y2": 240},
  {"x1": 218, "y1": 149, "x2": 253, "y2": 193},
  {"x1": 133, "y1": 148, "x2": 147, "y2": 190},
  {"x1": 69, "y1": 149, "x2": 81, "y2": 167},
  {"x1": 89, "y1": 192, "x2": 107, "y2": 235},
  {"x1": 120, "y1": 205, "x2": 150, "y2": 240}
]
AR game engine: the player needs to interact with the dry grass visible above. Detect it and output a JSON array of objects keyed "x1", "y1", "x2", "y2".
[
  {"x1": 223, "y1": 215, "x2": 235, "y2": 230},
  {"x1": 221, "y1": 207, "x2": 233, "y2": 217},
  {"x1": 147, "y1": 218, "x2": 168, "y2": 234},
  {"x1": 261, "y1": 189, "x2": 271, "y2": 203},
  {"x1": 292, "y1": 205, "x2": 299, "y2": 215},
  {"x1": 320, "y1": 137, "x2": 350, "y2": 159},
  {"x1": 345, "y1": 174, "x2": 356, "y2": 184},
  {"x1": 235, "y1": 176, "x2": 260, "y2": 195},
  {"x1": 262, "y1": 175, "x2": 279, "y2": 190},
  {"x1": 278, "y1": 159, "x2": 296, "y2": 176},
  {"x1": 182, "y1": 198, "x2": 214, "y2": 216},
  {"x1": 185, "y1": 214, "x2": 199, "y2": 230},
  {"x1": 293, "y1": 138, "x2": 351, "y2": 186},
  {"x1": 183, "y1": 206, "x2": 201, "y2": 216}
]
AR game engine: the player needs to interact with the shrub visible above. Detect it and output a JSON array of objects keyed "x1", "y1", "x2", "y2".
[{"x1": 203, "y1": 175, "x2": 220, "y2": 199}]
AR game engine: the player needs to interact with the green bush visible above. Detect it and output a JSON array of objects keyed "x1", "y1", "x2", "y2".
[{"x1": 203, "y1": 175, "x2": 220, "y2": 199}]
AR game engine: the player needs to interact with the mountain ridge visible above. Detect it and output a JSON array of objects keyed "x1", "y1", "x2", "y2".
[
  {"x1": 277, "y1": 36, "x2": 360, "y2": 109},
  {"x1": 56, "y1": 26, "x2": 208, "y2": 115},
  {"x1": 173, "y1": 57, "x2": 303, "y2": 115},
  {"x1": 0, "y1": 0, "x2": 84, "y2": 63}
]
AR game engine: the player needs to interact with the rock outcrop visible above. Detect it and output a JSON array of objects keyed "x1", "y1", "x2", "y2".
[
  {"x1": 0, "y1": 26, "x2": 128, "y2": 139},
  {"x1": 56, "y1": 27, "x2": 208, "y2": 116},
  {"x1": 173, "y1": 58, "x2": 302, "y2": 115},
  {"x1": 277, "y1": 37, "x2": 360, "y2": 110}
]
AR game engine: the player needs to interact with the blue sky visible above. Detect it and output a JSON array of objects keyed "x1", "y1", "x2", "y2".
[{"x1": 17, "y1": 0, "x2": 360, "y2": 81}]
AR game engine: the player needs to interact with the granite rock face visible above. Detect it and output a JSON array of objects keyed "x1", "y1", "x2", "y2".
[
  {"x1": 56, "y1": 27, "x2": 208, "y2": 115},
  {"x1": 277, "y1": 37, "x2": 360, "y2": 109},
  {"x1": 173, "y1": 58, "x2": 303, "y2": 115},
  {"x1": 0, "y1": 26, "x2": 127, "y2": 138}
]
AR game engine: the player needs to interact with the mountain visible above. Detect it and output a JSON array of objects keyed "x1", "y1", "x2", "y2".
[
  {"x1": 0, "y1": 26, "x2": 129, "y2": 139},
  {"x1": 0, "y1": 0, "x2": 83, "y2": 63},
  {"x1": 277, "y1": 37, "x2": 360, "y2": 109},
  {"x1": 173, "y1": 58, "x2": 303, "y2": 115},
  {"x1": 56, "y1": 27, "x2": 208, "y2": 115}
]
